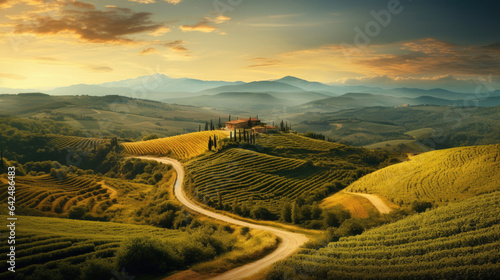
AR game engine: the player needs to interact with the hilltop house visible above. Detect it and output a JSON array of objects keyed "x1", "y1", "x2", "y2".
[{"x1": 225, "y1": 117, "x2": 261, "y2": 129}]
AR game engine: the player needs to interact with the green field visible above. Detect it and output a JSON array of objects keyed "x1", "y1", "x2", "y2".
[
  {"x1": 0, "y1": 215, "x2": 186, "y2": 279},
  {"x1": 269, "y1": 191, "x2": 500, "y2": 279},
  {"x1": 292, "y1": 105, "x2": 500, "y2": 148},
  {"x1": 345, "y1": 144, "x2": 500, "y2": 206},
  {"x1": 185, "y1": 133, "x2": 394, "y2": 220}
]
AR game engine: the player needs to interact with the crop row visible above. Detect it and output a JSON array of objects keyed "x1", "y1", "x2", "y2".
[
  {"x1": 49, "y1": 136, "x2": 110, "y2": 151},
  {"x1": 346, "y1": 144, "x2": 500, "y2": 205},
  {"x1": 0, "y1": 175, "x2": 115, "y2": 214},
  {"x1": 270, "y1": 191, "x2": 500, "y2": 279},
  {"x1": 122, "y1": 131, "x2": 228, "y2": 160},
  {"x1": 187, "y1": 148, "x2": 342, "y2": 213}
]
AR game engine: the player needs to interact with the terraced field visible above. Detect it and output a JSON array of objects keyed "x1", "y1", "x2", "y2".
[
  {"x1": 345, "y1": 144, "x2": 500, "y2": 206},
  {"x1": 270, "y1": 191, "x2": 500, "y2": 279},
  {"x1": 257, "y1": 133, "x2": 345, "y2": 154},
  {"x1": 49, "y1": 136, "x2": 111, "y2": 151},
  {"x1": 0, "y1": 175, "x2": 117, "y2": 215},
  {"x1": 122, "y1": 131, "x2": 228, "y2": 160},
  {"x1": 0, "y1": 215, "x2": 186, "y2": 279},
  {"x1": 186, "y1": 147, "x2": 354, "y2": 214}
]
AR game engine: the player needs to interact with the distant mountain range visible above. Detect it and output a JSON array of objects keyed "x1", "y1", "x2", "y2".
[{"x1": 1, "y1": 74, "x2": 499, "y2": 113}]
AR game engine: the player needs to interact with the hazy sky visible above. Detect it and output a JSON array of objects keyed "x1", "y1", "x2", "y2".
[{"x1": 0, "y1": 0, "x2": 498, "y2": 89}]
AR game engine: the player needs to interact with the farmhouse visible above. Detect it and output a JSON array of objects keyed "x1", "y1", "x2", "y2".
[{"x1": 225, "y1": 117, "x2": 261, "y2": 129}]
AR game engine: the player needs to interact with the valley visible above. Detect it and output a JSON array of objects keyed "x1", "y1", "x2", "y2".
[{"x1": 1, "y1": 77, "x2": 499, "y2": 280}]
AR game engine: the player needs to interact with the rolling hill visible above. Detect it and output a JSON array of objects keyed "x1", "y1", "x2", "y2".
[
  {"x1": 122, "y1": 131, "x2": 229, "y2": 160},
  {"x1": 0, "y1": 214, "x2": 186, "y2": 279},
  {"x1": 270, "y1": 191, "x2": 500, "y2": 279},
  {"x1": 198, "y1": 81, "x2": 305, "y2": 95},
  {"x1": 344, "y1": 144, "x2": 500, "y2": 206},
  {"x1": 274, "y1": 76, "x2": 338, "y2": 94},
  {"x1": 185, "y1": 133, "x2": 393, "y2": 220},
  {"x1": 0, "y1": 93, "x2": 223, "y2": 138},
  {"x1": 164, "y1": 90, "x2": 330, "y2": 111}
]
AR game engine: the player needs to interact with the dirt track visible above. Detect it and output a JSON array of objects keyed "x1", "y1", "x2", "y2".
[
  {"x1": 344, "y1": 191, "x2": 392, "y2": 214},
  {"x1": 134, "y1": 156, "x2": 309, "y2": 280}
]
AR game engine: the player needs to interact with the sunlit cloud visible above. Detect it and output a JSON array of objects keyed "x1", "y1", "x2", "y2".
[
  {"x1": 211, "y1": 15, "x2": 231, "y2": 24},
  {"x1": 162, "y1": 40, "x2": 187, "y2": 52},
  {"x1": 128, "y1": 0, "x2": 182, "y2": 4},
  {"x1": 139, "y1": 47, "x2": 158, "y2": 55},
  {"x1": 149, "y1": 26, "x2": 171, "y2": 37},
  {"x1": 0, "y1": 72, "x2": 27, "y2": 80},
  {"x1": 8, "y1": 3, "x2": 167, "y2": 44},
  {"x1": 180, "y1": 18, "x2": 216, "y2": 33},
  {"x1": 248, "y1": 57, "x2": 282, "y2": 68},
  {"x1": 83, "y1": 65, "x2": 113, "y2": 72}
]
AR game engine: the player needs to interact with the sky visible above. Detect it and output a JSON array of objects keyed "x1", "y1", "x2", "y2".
[{"x1": 0, "y1": 0, "x2": 498, "y2": 91}]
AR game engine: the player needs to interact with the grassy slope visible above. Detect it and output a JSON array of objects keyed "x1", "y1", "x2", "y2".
[
  {"x1": 186, "y1": 133, "x2": 388, "y2": 216},
  {"x1": 0, "y1": 94, "x2": 223, "y2": 137},
  {"x1": 345, "y1": 144, "x2": 500, "y2": 206},
  {"x1": 320, "y1": 192, "x2": 378, "y2": 218},
  {"x1": 270, "y1": 191, "x2": 500, "y2": 279},
  {"x1": 0, "y1": 215, "x2": 186, "y2": 278},
  {"x1": 122, "y1": 131, "x2": 229, "y2": 160}
]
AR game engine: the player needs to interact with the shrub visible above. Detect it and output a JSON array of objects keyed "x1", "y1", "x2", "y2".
[
  {"x1": 116, "y1": 236, "x2": 181, "y2": 274},
  {"x1": 68, "y1": 205, "x2": 88, "y2": 219},
  {"x1": 80, "y1": 257, "x2": 115, "y2": 280},
  {"x1": 412, "y1": 200, "x2": 433, "y2": 213}
]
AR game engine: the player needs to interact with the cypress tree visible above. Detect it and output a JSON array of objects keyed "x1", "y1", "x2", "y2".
[
  {"x1": 281, "y1": 202, "x2": 292, "y2": 223},
  {"x1": 217, "y1": 191, "x2": 223, "y2": 209},
  {"x1": 208, "y1": 136, "x2": 212, "y2": 151},
  {"x1": 291, "y1": 202, "x2": 300, "y2": 224},
  {"x1": 229, "y1": 114, "x2": 231, "y2": 121},
  {"x1": 213, "y1": 134, "x2": 217, "y2": 149},
  {"x1": 205, "y1": 121, "x2": 208, "y2": 131},
  {"x1": 210, "y1": 119, "x2": 213, "y2": 131}
]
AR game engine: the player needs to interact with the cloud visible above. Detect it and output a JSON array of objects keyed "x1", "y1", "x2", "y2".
[
  {"x1": 83, "y1": 65, "x2": 113, "y2": 72},
  {"x1": 358, "y1": 38, "x2": 500, "y2": 77},
  {"x1": 211, "y1": 15, "x2": 230, "y2": 24},
  {"x1": 129, "y1": 0, "x2": 155, "y2": 3},
  {"x1": 0, "y1": 0, "x2": 10, "y2": 7},
  {"x1": 162, "y1": 40, "x2": 187, "y2": 52},
  {"x1": 128, "y1": 0, "x2": 182, "y2": 4},
  {"x1": 180, "y1": 19, "x2": 216, "y2": 33},
  {"x1": 0, "y1": 73, "x2": 27, "y2": 80},
  {"x1": 67, "y1": 1, "x2": 95, "y2": 9},
  {"x1": 248, "y1": 57, "x2": 282, "y2": 68},
  {"x1": 139, "y1": 47, "x2": 158, "y2": 55},
  {"x1": 149, "y1": 26, "x2": 170, "y2": 36},
  {"x1": 10, "y1": 3, "x2": 167, "y2": 44}
]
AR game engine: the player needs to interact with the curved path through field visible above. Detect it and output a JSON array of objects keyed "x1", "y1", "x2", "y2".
[
  {"x1": 344, "y1": 191, "x2": 392, "y2": 214},
  {"x1": 134, "y1": 156, "x2": 309, "y2": 280}
]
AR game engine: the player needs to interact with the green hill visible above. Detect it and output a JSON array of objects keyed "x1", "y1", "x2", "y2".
[
  {"x1": 0, "y1": 214, "x2": 186, "y2": 279},
  {"x1": 185, "y1": 133, "x2": 397, "y2": 223},
  {"x1": 269, "y1": 191, "x2": 500, "y2": 279},
  {"x1": 345, "y1": 144, "x2": 500, "y2": 206}
]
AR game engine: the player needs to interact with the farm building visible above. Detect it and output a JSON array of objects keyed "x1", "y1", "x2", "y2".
[{"x1": 225, "y1": 117, "x2": 261, "y2": 129}]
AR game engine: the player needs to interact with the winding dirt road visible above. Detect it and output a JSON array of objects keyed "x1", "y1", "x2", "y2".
[
  {"x1": 134, "y1": 156, "x2": 309, "y2": 280},
  {"x1": 344, "y1": 191, "x2": 392, "y2": 214}
]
